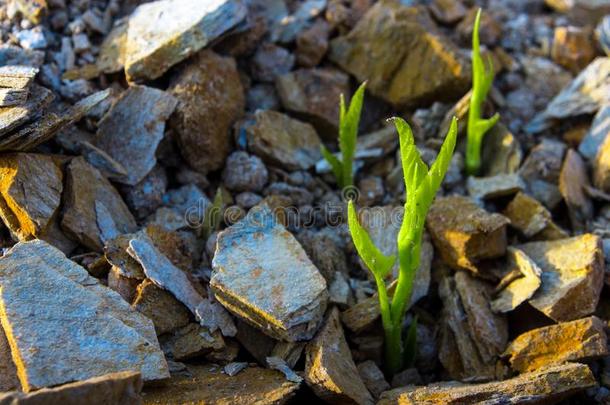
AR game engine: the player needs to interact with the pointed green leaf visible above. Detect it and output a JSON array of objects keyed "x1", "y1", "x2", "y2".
[
  {"x1": 338, "y1": 82, "x2": 366, "y2": 187},
  {"x1": 320, "y1": 144, "x2": 343, "y2": 186},
  {"x1": 392, "y1": 117, "x2": 427, "y2": 196},
  {"x1": 347, "y1": 201, "x2": 396, "y2": 279}
]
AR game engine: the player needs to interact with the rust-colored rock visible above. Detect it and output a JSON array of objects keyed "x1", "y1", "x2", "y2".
[
  {"x1": 559, "y1": 149, "x2": 593, "y2": 232},
  {"x1": 503, "y1": 316, "x2": 608, "y2": 373},
  {"x1": 132, "y1": 279, "x2": 191, "y2": 336},
  {"x1": 551, "y1": 26, "x2": 596, "y2": 73},
  {"x1": 503, "y1": 192, "x2": 567, "y2": 240},
  {"x1": 169, "y1": 50, "x2": 244, "y2": 173},
  {"x1": 491, "y1": 247, "x2": 542, "y2": 313},
  {"x1": 427, "y1": 196, "x2": 509, "y2": 273}
]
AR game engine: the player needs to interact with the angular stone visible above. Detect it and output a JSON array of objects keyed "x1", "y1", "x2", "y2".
[
  {"x1": 211, "y1": 206, "x2": 328, "y2": 342},
  {"x1": 296, "y1": 229, "x2": 349, "y2": 281},
  {"x1": 357, "y1": 360, "x2": 390, "y2": 400},
  {"x1": 161, "y1": 323, "x2": 224, "y2": 361},
  {"x1": 527, "y1": 58, "x2": 610, "y2": 133},
  {"x1": 222, "y1": 151, "x2": 268, "y2": 193},
  {"x1": 142, "y1": 365, "x2": 298, "y2": 404},
  {"x1": 296, "y1": 19, "x2": 330, "y2": 68},
  {"x1": 0, "y1": 84, "x2": 52, "y2": 137},
  {"x1": 94, "y1": 85, "x2": 177, "y2": 185},
  {"x1": 132, "y1": 279, "x2": 191, "y2": 336},
  {"x1": 305, "y1": 308, "x2": 374, "y2": 405},
  {"x1": 559, "y1": 149, "x2": 593, "y2": 231},
  {"x1": 467, "y1": 173, "x2": 525, "y2": 200},
  {"x1": 329, "y1": 2, "x2": 469, "y2": 107},
  {"x1": 594, "y1": 128, "x2": 610, "y2": 192},
  {"x1": 520, "y1": 234, "x2": 604, "y2": 322},
  {"x1": 504, "y1": 192, "x2": 568, "y2": 240},
  {"x1": 61, "y1": 157, "x2": 137, "y2": 251},
  {"x1": 251, "y1": 43, "x2": 295, "y2": 83},
  {"x1": 0, "y1": 240, "x2": 168, "y2": 391},
  {"x1": 545, "y1": 0, "x2": 610, "y2": 24},
  {"x1": 504, "y1": 316, "x2": 608, "y2": 373},
  {"x1": 428, "y1": 0, "x2": 466, "y2": 25},
  {"x1": 97, "y1": 22, "x2": 127, "y2": 75},
  {"x1": 552, "y1": 26, "x2": 595, "y2": 73},
  {"x1": 519, "y1": 139, "x2": 566, "y2": 209},
  {"x1": 276, "y1": 67, "x2": 349, "y2": 137},
  {"x1": 247, "y1": 110, "x2": 322, "y2": 171},
  {"x1": 579, "y1": 104, "x2": 610, "y2": 160},
  {"x1": 124, "y1": 0, "x2": 247, "y2": 82},
  {"x1": 0, "y1": 325, "x2": 19, "y2": 392},
  {"x1": 378, "y1": 363, "x2": 596, "y2": 404},
  {"x1": 480, "y1": 122, "x2": 522, "y2": 176},
  {"x1": 169, "y1": 50, "x2": 244, "y2": 174},
  {"x1": 0, "y1": 65, "x2": 38, "y2": 88},
  {"x1": 0, "y1": 88, "x2": 28, "y2": 107},
  {"x1": 0, "y1": 371, "x2": 142, "y2": 405},
  {"x1": 491, "y1": 247, "x2": 542, "y2": 313},
  {"x1": 0, "y1": 153, "x2": 62, "y2": 241},
  {"x1": 427, "y1": 196, "x2": 509, "y2": 273}
]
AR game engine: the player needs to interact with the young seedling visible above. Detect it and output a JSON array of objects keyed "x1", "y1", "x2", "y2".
[
  {"x1": 466, "y1": 8, "x2": 499, "y2": 175},
  {"x1": 201, "y1": 188, "x2": 224, "y2": 239},
  {"x1": 348, "y1": 117, "x2": 458, "y2": 375},
  {"x1": 321, "y1": 81, "x2": 366, "y2": 188}
]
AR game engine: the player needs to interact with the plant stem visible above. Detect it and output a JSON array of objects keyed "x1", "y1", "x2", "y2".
[
  {"x1": 385, "y1": 322, "x2": 403, "y2": 376},
  {"x1": 466, "y1": 124, "x2": 482, "y2": 175}
]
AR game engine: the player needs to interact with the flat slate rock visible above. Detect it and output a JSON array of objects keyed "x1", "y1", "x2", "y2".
[
  {"x1": 0, "y1": 371, "x2": 142, "y2": 405},
  {"x1": 0, "y1": 84, "x2": 52, "y2": 137},
  {"x1": 520, "y1": 234, "x2": 604, "y2": 322},
  {"x1": 491, "y1": 247, "x2": 542, "y2": 313},
  {"x1": 94, "y1": 85, "x2": 177, "y2": 185},
  {"x1": 378, "y1": 363, "x2": 595, "y2": 404},
  {"x1": 0, "y1": 240, "x2": 168, "y2": 392},
  {"x1": 0, "y1": 88, "x2": 28, "y2": 107},
  {"x1": 578, "y1": 104, "x2": 610, "y2": 159},
  {"x1": 0, "y1": 65, "x2": 38, "y2": 88},
  {"x1": 125, "y1": 0, "x2": 247, "y2": 82},
  {"x1": 211, "y1": 206, "x2": 328, "y2": 342}
]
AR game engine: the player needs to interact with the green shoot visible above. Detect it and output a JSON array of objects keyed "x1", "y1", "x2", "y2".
[
  {"x1": 348, "y1": 117, "x2": 458, "y2": 376},
  {"x1": 201, "y1": 188, "x2": 224, "y2": 239},
  {"x1": 466, "y1": 8, "x2": 499, "y2": 175},
  {"x1": 403, "y1": 315, "x2": 418, "y2": 368},
  {"x1": 321, "y1": 82, "x2": 366, "y2": 188}
]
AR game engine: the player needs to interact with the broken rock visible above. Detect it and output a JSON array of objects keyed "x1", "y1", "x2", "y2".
[
  {"x1": 579, "y1": 104, "x2": 610, "y2": 160},
  {"x1": 559, "y1": 149, "x2": 593, "y2": 231},
  {"x1": 491, "y1": 247, "x2": 542, "y2": 313},
  {"x1": 131, "y1": 279, "x2": 191, "y2": 336},
  {"x1": 305, "y1": 308, "x2": 374, "y2": 405},
  {"x1": 467, "y1": 173, "x2": 525, "y2": 200},
  {"x1": 520, "y1": 234, "x2": 604, "y2": 322},
  {"x1": 503, "y1": 316, "x2": 608, "y2": 373},
  {"x1": 594, "y1": 128, "x2": 610, "y2": 192},
  {"x1": 211, "y1": 206, "x2": 328, "y2": 342},
  {"x1": 503, "y1": 192, "x2": 567, "y2": 240},
  {"x1": 0, "y1": 240, "x2": 168, "y2": 391}
]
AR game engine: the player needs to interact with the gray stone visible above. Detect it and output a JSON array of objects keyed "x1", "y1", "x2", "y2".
[
  {"x1": 467, "y1": 174, "x2": 525, "y2": 200},
  {"x1": 0, "y1": 65, "x2": 38, "y2": 88},
  {"x1": 491, "y1": 247, "x2": 542, "y2": 313},
  {"x1": 94, "y1": 85, "x2": 177, "y2": 185},
  {"x1": 0, "y1": 84, "x2": 53, "y2": 137},
  {"x1": 211, "y1": 206, "x2": 328, "y2": 342},
  {"x1": 559, "y1": 149, "x2": 593, "y2": 231},
  {"x1": 222, "y1": 151, "x2": 268, "y2": 192},
  {"x1": 0, "y1": 240, "x2": 168, "y2": 392},
  {"x1": 357, "y1": 360, "x2": 390, "y2": 399},
  {"x1": 125, "y1": 0, "x2": 247, "y2": 82},
  {"x1": 520, "y1": 234, "x2": 604, "y2": 322},
  {"x1": 0, "y1": 88, "x2": 28, "y2": 107},
  {"x1": 579, "y1": 104, "x2": 610, "y2": 159}
]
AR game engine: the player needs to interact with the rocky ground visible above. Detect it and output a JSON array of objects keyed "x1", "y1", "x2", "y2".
[{"x1": 0, "y1": 0, "x2": 609, "y2": 403}]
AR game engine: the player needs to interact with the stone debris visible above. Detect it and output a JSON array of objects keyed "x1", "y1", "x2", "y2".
[
  {"x1": 427, "y1": 196, "x2": 509, "y2": 273},
  {"x1": 527, "y1": 57, "x2": 610, "y2": 133},
  {"x1": 503, "y1": 192, "x2": 568, "y2": 240},
  {"x1": 211, "y1": 206, "x2": 328, "y2": 342},
  {"x1": 96, "y1": 22, "x2": 127, "y2": 75},
  {"x1": 235, "y1": 319, "x2": 304, "y2": 368},
  {"x1": 491, "y1": 247, "x2": 542, "y2": 313},
  {"x1": 0, "y1": 371, "x2": 142, "y2": 405},
  {"x1": 0, "y1": 84, "x2": 53, "y2": 137},
  {"x1": 161, "y1": 323, "x2": 225, "y2": 361},
  {"x1": 169, "y1": 50, "x2": 244, "y2": 174},
  {"x1": 267, "y1": 356, "x2": 303, "y2": 384},
  {"x1": 94, "y1": 85, "x2": 177, "y2": 185},
  {"x1": 579, "y1": 104, "x2": 610, "y2": 160},
  {"x1": 551, "y1": 26, "x2": 595, "y2": 73},
  {"x1": 428, "y1": 0, "x2": 466, "y2": 25},
  {"x1": 276, "y1": 67, "x2": 349, "y2": 137},
  {"x1": 142, "y1": 364, "x2": 299, "y2": 404},
  {"x1": 222, "y1": 151, "x2": 269, "y2": 193},
  {"x1": 124, "y1": 0, "x2": 247, "y2": 82},
  {"x1": 329, "y1": 2, "x2": 469, "y2": 107},
  {"x1": 520, "y1": 234, "x2": 604, "y2": 322},
  {"x1": 296, "y1": 19, "x2": 330, "y2": 68},
  {"x1": 61, "y1": 157, "x2": 137, "y2": 251},
  {"x1": 224, "y1": 362, "x2": 248, "y2": 376},
  {"x1": 503, "y1": 316, "x2": 608, "y2": 373},
  {"x1": 0, "y1": 325, "x2": 20, "y2": 392},
  {"x1": 378, "y1": 363, "x2": 596, "y2": 404},
  {"x1": 357, "y1": 360, "x2": 390, "y2": 399},
  {"x1": 270, "y1": 0, "x2": 326, "y2": 44},
  {"x1": 467, "y1": 173, "x2": 525, "y2": 200},
  {"x1": 519, "y1": 138, "x2": 566, "y2": 209},
  {"x1": 594, "y1": 126, "x2": 610, "y2": 192},
  {"x1": 0, "y1": 240, "x2": 168, "y2": 391},
  {"x1": 0, "y1": 65, "x2": 38, "y2": 88},
  {"x1": 305, "y1": 308, "x2": 374, "y2": 405},
  {"x1": 131, "y1": 279, "x2": 191, "y2": 336},
  {"x1": 194, "y1": 298, "x2": 238, "y2": 338},
  {"x1": 0, "y1": 88, "x2": 28, "y2": 107},
  {"x1": 559, "y1": 149, "x2": 594, "y2": 231}
]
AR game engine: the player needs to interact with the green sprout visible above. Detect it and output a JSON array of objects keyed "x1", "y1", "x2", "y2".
[
  {"x1": 466, "y1": 8, "x2": 499, "y2": 175},
  {"x1": 201, "y1": 188, "x2": 224, "y2": 239},
  {"x1": 348, "y1": 117, "x2": 458, "y2": 375},
  {"x1": 321, "y1": 81, "x2": 366, "y2": 188}
]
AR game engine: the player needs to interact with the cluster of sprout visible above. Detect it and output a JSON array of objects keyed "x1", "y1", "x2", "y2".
[{"x1": 321, "y1": 8, "x2": 496, "y2": 375}]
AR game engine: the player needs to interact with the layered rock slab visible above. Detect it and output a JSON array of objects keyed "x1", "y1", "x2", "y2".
[{"x1": 0, "y1": 240, "x2": 168, "y2": 392}]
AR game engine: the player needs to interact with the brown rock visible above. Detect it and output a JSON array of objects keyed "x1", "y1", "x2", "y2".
[
  {"x1": 132, "y1": 279, "x2": 191, "y2": 336},
  {"x1": 427, "y1": 196, "x2": 509, "y2": 273},
  {"x1": 0, "y1": 65, "x2": 38, "y2": 88},
  {"x1": 275, "y1": 67, "x2": 349, "y2": 138},
  {"x1": 305, "y1": 308, "x2": 374, "y2": 405},
  {"x1": 481, "y1": 122, "x2": 522, "y2": 176},
  {"x1": 341, "y1": 292, "x2": 385, "y2": 335},
  {"x1": 378, "y1": 363, "x2": 595, "y2": 404},
  {"x1": 552, "y1": 26, "x2": 596, "y2": 73},
  {"x1": 142, "y1": 364, "x2": 299, "y2": 405},
  {"x1": 0, "y1": 371, "x2": 142, "y2": 405},
  {"x1": 169, "y1": 50, "x2": 244, "y2": 174},
  {"x1": 503, "y1": 192, "x2": 568, "y2": 240},
  {"x1": 246, "y1": 110, "x2": 322, "y2": 171},
  {"x1": 161, "y1": 323, "x2": 225, "y2": 361},
  {"x1": 61, "y1": 157, "x2": 137, "y2": 252},
  {"x1": 251, "y1": 43, "x2": 294, "y2": 83},
  {"x1": 520, "y1": 234, "x2": 604, "y2": 322},
  {"x1": 329, "y1": 2, "x2": 469, "y2": 107},
  {"x1": 97, "y1": 22, "x2": 127, "y2": 74},
  {"x1": 0, "y1": 88, "x2": 28, "y2": 107},
  {"x1": 94, "y1": 85, "x2": 177, "y2": 185},
  {"x1": 236, "y1": 319, "x2": 305, "y2": 368},
  {"x1": 428, "y1": 0, "x2": 466, "y2": 25},
  {"x1": 519, "y1": 139, "x2": 566, "y2": 209},
  {"x1": 0, "y1": 325, "x2": 19, "y2": 392},
  {"x1": 466, "y1": 173, "x2": 525, "y2": 200},
  {"x1": 594, "y1": 128, "x2": 610, "y2": 192},
  {"x1": 559, "y1": 149, "x2": 593, "y2": 231},
  {"x1": 0, "y1": 84, "x2": 53, "y2": 137},
  {"x1": 296, "y1": 19, "x2": 331, "y2": 67},
  {"x1": 457, "y1": 7, "x2": 502, "y2": 46},
  {"x1": 357, "y1": 360, "x2": 390, "y2": 399},
  {"x1": 504, "y1": 316, "x2": 608, "y2": 373},
  {"x1": 491, "y1": 247, "x2": 542, "y2": 313}
]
